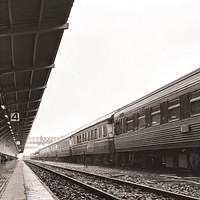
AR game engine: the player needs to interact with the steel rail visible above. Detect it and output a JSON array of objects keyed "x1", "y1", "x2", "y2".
[
  {"x1": 29, "y1": 161, "x2": 200, "y2": 200},
  {"x1": 27, "y1": 161, "x2": 121, "y2": 200}
]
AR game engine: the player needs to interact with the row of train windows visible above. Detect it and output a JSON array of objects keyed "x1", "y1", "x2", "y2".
[
  {"x1": 41, "y1": 141, "x2": 68, "y2": 152},
  {"x1": 115, "y1": 89, "x2": 200, "y2": 134},
  {"x1": 74, "y1": 125, "x2": 107, "y2": 144}
]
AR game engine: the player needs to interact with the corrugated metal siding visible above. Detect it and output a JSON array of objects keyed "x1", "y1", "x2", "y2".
[
  {"x1": 57, "y1": 147, "x2": 71, "y2": 157},
  {"x1": 14, "y1": 34, "x2": 35, "y2": 66},
  {"x1": 0, "y1": 37, "x2": 12, "y2": 65},
  {"x1": 47, "y1": 150, "x2": 57, "y2": 157},
  {"x1": 115, "y1": 116, "x2": 200, "y2": 152},
  {"x1": 72, "y1": 144, "x2": 87, "y2": 155},
  {"x1": 0, "y1": 0, "x2": 10, "y2": 30},
  {"x1": 11, "y1": 0, "x2": 40, "y2": 26},
  {"x1": 72, "y1": 138, "x2": 110, "y2": 155},
  {"x1": 93, "y1": 140, "x2": 110, "y2": 154}
]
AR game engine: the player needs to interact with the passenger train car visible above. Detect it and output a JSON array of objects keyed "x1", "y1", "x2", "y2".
[
  {"x1": 31, "y1": 68, "x2": 200, "y2": 173},
  {"x1": 113, "y1": 68, "x2": 200, "y2": 172},
  {"x1": 31, "y1": 114, "x2": 115, "y2": 165}
]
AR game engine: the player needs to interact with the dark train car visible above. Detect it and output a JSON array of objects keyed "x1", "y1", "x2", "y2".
[
  {"x1": 42, "y1": 143, "x2": 57, "y2": 160},
  {"x1": 71, "y1": 114, "x2": 115, "y2": 165},
  {"x1": 30, "y1": 150, "x2": 39, "y2": 160},
  {"x1": 56, "y1": 136, "x2": 72, "y2": 162},
  {"x1": 113, "y1": 68, "x2": 200, "y2": 173},
  {"x1": 33, "y1": 136, "x2": 72, "y2": 162},
  {"x1": 30, "y1": 114, "x2": 115, "y2": 165}
]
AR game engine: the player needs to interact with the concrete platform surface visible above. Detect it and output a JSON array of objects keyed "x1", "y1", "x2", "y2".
[{"x1": 1, "y1": 160, "x2": 56, "y2": 200}]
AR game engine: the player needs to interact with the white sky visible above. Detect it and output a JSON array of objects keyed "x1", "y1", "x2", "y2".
[{"x1": 29, "y1": 0, "x2": 200, "y2": 137}]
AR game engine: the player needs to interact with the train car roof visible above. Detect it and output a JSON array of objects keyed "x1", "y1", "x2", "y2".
[
  {"x1": 114, "y1": 67, "x2": 200, "y2": 118},
  {"x1": 33, "y1": 67, "x2": 200, "y2": 153},
  {"x1": 35, "y1": 111, "x2": 115, "y2": 152}
]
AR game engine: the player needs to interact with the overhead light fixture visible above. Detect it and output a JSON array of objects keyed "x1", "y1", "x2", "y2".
[
  {"x1": 4, "y1": 115, "x2": 8, "y2": 118},
  {"x1": 7, "y1": 121, "x2": 10, "y2": 124},
  {"x1": 1, "y1": 105, "x2": 5, "y2": 109}
]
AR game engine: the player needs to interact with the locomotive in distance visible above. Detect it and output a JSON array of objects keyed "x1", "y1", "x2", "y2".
[{"x1": 31, "y1": 68, "x2": 200, "y2": 174}]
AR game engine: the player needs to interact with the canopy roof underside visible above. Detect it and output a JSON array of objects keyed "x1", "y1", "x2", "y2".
[{"x1": 0, "y1": 0, "x2": 74, "y2": 155}]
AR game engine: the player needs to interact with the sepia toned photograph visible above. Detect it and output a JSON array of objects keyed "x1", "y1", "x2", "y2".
[{"x1": 0, "y1": 0, "x2": 200, "y2": 199}]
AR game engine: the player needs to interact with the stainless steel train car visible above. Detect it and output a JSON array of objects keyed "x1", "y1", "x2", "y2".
[
  {"x1": 31, "y1": 68, "x2": 200, "y2": 173},
  {"x1": 113, "y1": 68, "x2": 200, "y2": 172}
]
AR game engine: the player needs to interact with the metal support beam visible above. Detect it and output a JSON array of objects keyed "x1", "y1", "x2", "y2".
[
  {"x1": 0, "y1": 64, "x2": 54, "y2": 77},
  {"x1": 0, "y1": 23, "x2": 69, "y2": 37},
  {"x1": 4, "y1": 98, "x2": 42, "y2": 107},
  {"x1": 1, "y1": 85, "x2": 46, "y2": 97}
]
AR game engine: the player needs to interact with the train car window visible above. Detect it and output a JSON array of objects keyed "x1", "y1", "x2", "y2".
[
  {"x1": 151, "y1": 105, "x2": 161, "y2": 126},
  {"x1": 99, "y1": 126, "x2": 102, "y2": 138},
  {"x1": 120, "y1": 118, "x2": 124, "y2": 133},
  {"x1": 134, "y1": 113, "x2": 138, "y2": 130},
  {"x1": 145, "y1": 108, "x2": 151, "y2": 127},
  {"x1": 160, "y1": 102, "x2": 168, "y2": 124},
  {"x1": 190, "y1": 90, "x2": 200, "y2": 115},
  {"x1": 123, "y1": 118, "x2": 127, "y2": 133},
  {"x1": 138, "y1": 108, "x2": 145, "y2": 129},
  {"x1": 94, "y1": 128, "x2": 98, "y2": 139},
  {"x1": 78, "y1": 135, "x2": 81, "y2": 144},
  {"x1": 77, "y1": 136, "x2": 79, "y2": 144},
  {"x1": 115, "y1": 122, "x2": 120, "y2": 135},
  {"x1": 103, "y1": 125, "x2": 107, "y2": 137},
  {"x1": 91, "y1": 130, "x2": 94, "y2": 140},
  {"x1": 127, "y1": 116, "x2": 134, "y2": 131},
  {"x1": 88, "y1": 131, "x2": 90, "y2": 141},
  {"x1": 85, "y1": 132, "x2": 87, "y2": 141},
  {"x1": 82, "y1": 133, "x2": 85, "y2": 142},
  {"x1": 180, "y1": 94, "x2": 190, "y2": 119},
  {"x1": 168, "y1": 98, "x2": 180, "y2": 121}
]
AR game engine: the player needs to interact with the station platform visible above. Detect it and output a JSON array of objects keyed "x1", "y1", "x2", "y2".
[{"x1": 1, "y1": 160, "x2": 57, "y2": 200}]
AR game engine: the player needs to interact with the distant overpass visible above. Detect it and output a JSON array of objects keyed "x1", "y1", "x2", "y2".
[{"x1": 23, "y1": 136, "x2": 61, "y2": 156}]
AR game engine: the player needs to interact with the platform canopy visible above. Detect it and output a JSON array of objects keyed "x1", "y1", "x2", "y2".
[{"x1": 0, "y1": 0, "x2": 74, "y2": 156}]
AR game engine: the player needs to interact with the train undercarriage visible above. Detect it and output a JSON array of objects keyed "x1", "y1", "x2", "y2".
[
  {"x1": 115, "y1": 147, "x2": 200, "y2": 176},
  {"x1": 34, "y1": 148, "x2": 200, "y2": 176}
]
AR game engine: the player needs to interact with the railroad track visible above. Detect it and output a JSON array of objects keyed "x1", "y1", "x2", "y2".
[
  {"x1": 26, "y1": 161, "x2": 200, "y2": 200},
  {"x1": 0, "y1": 160, "x2": 17, "y2": 197},
  {"x1": 0, "y1": 174, "x2": 10, "y2": 197},
  {"x1": 26, "y1": 161, "x2": 119, "y2": 200}
]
